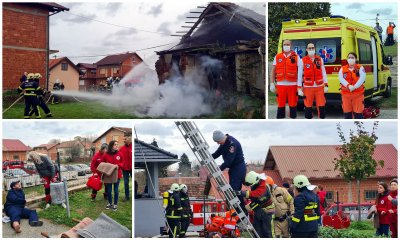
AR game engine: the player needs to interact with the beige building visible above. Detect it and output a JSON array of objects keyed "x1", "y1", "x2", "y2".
[{"x1": 49, "y1": 57, "x2": 80, "y2": 91}]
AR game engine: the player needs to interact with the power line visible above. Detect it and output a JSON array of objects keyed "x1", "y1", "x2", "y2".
[
  {"x1": 65, "y1": 12, "x2": 174, "y2": 36},
  {"x1": 57, "y1": 42, "x2": 178, "y2": 59}
]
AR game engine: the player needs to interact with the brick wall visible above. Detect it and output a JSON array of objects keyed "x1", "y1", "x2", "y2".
[
  {"x1": 3, "y1": 3, "x2": 48, "y2": 90},
  {"x1": 159, "y1": 177, "x2": 207, "y2": 198},
  {"x1": 312, "y1": 178, "x2": 394, "y2": 203}
]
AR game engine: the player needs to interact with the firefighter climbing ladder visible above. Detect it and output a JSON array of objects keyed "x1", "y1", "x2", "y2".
[{"x1": 175, "y1": 121, "x2": 260, "y2": 238}]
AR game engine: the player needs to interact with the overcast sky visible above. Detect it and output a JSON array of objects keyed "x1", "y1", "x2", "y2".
[
  {"x1": 3, "y1": 121, "x2": 132, "y2": 147},
  {"x1": 331, "y1": 2, "x2": 398, "y2": 37},
  {"x1": 49, "y1": 2, "x2": 265, "y2": 68},
  {"x1": 134, "y1": 121, "x2": 398, "y2": 168}
]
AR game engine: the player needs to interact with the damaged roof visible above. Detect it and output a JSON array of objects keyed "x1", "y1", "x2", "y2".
[{"x1": 158, "y1": 2, "x2": 265, "y2": 54}]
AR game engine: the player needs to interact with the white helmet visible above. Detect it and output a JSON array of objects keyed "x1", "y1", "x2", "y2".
[
  {"x1": 180, "y1": 184, "x2": 188, "y2": 193},
  {"x1": 170, "y1": 183, "x2": 180, "y2": 191},
  {"x1": 245, "y1": 171, "x2": 260, "y2": 186}
]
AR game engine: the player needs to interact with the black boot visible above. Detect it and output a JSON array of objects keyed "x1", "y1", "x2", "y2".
[
  {"x1": 304, "y1": 107, "x2": 313, "y2": 119},
  {"x1": 354, "y1": 113, "x2": 364, "y2": 119},
  {"x1": 29, "y1": 221, "x2": 43, "y2": 227},
  {"x1": 277, "y1": 107, "x2": 285, "y2": 119},
  {"x1": 289, "y1": 107, "x2": 297, "y2": 119},
  {"x1": 318, "y1": 106, "x2": 326, "y2": 119},
  {"x1": 344, "y1": 112, "x2": 353, "y2": 119}
]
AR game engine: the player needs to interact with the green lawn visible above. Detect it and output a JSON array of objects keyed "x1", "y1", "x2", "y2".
[
  {"x1": 3, "y1": 101, "x2": 138, "y2": 119},
  {"x1": 383, "y1": 43, "x2": 398, "y2": 57},
  {"x1": 38, "y1": 178, "x2": 132, "y2": 231}
]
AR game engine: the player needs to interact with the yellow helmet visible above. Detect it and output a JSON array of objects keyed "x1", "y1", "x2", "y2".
[
  {"x1": 34, "y1": 73, "x2": 42, "y2": 79},
  {"x1": 245, "y1": 171, "x2": 260, "y2": 186},
  {"x1": 27, "y1": 73, "x2": 35, "y2": 80}
]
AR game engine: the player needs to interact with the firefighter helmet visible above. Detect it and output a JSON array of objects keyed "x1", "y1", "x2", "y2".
[
  {"x1": 180, "y1": 184, "x2": 188, "y2": 193},
  {"x1": 293, "y1": 175, "x2": 311, "y2": 188},
  {"x1": 27, "y1": 73, "x2": 35, "y2": 80},
  {"x1": 245, "y1": 171, "x2": 260, "y2": 186},
  {"x1": 34, "y1": 73, "x2": 42, "y2": 79},
  {"x1": 170, "y1": 183, "x2": 180, "y2": 191}
]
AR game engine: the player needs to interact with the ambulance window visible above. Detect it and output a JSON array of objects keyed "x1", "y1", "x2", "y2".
[
  {"x1": 315, "y1": 39, "x2": 340, "y2": 64},
  {"x1": 358, "y1": 39, "x2": 373, "y2": 64},
  {"x1": 291, "y1": 40, "x2": 307, "y2": 59}
]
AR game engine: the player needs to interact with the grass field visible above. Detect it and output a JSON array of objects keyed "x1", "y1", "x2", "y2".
[
  {"x1": 38, "y1": 178, "x2": 132, "y2": 231},
  {"x1": 383, "y1": 43, "x2": 398, "y2": 57}
]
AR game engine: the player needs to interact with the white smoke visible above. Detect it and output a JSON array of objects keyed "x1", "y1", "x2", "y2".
[{"x1": 56, "y1": 56, "x2": 224, "y2": 118}]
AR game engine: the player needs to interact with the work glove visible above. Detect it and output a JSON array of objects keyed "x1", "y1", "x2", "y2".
[
  {"x1": 297, "y1": 88, "x2": 304, "y2": 97},
  {"x1": 234, "y1": 190, "x2": 246, "y2": 197},
  {"x1": 324, "y1": 84, "x2": 329, "y2": 93},
  {"x1": 270, "y1": 83, "x2": 276, "y2": 93},
  {"x1": 348, "y1": 85, "x2": 355, "y2": 92},
  {"x1": 245, "y1": 204, "x2": 252, "y2": 212}
]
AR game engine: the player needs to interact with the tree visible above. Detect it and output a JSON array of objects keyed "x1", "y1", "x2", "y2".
[
  {"x1": 334, "y1": 121, "x2": 384, "y2": 221},
  {"x1": 178, "y1": 153, "x2": 192, "y2": 177},
  {"x1": 268, "y1": 3, "x2": 331, "y2": 59},
  {"x1": 48, "y1": 139, "x2": 61, "y2": 144},
  {"x1": 159, "y1": 166, "x2": 168, "y2": 177}
]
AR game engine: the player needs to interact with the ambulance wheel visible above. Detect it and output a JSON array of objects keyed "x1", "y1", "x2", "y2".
[{"x1": 384, "y1": 79, "x2": 392, "y2": 98}]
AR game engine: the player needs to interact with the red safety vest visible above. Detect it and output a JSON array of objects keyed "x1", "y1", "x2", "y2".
[
  {"x1": 387, "y1": 25, "x2": 394, "y2": 34},
  {"x1": 340, "y1": 64, "x2": 364, "y2": 94},
  {"x1": 302, "y1": 55, "x2": 324, "y2": 86},
  {"x1": 275, "y1": 51, "x2": 298, "y2": 82}
]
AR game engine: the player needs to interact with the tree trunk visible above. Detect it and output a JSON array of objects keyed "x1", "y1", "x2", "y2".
[
  {"x1": 348, "y1": 180, "x2": 352, "y2": 202},
  {"x1": 357, "y1": 179, "x2": 361, "y2": 221}
]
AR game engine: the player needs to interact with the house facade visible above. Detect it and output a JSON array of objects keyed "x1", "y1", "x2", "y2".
[
  {"x1": 49, "y1": 57, "x2": 81, "y2": 91},
  {"x1": 3, "y1": 139, "x2": 31, "y2": 162},
  {"x1": 92, "y1": 126, "x2": 132, "y2": 151},
  {"x1": 76, "y1": 63, "x2": 97, "y2": 91}
]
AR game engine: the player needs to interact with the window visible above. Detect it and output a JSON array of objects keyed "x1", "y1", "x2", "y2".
[
  {"x1": 80, "y1": 68, "x2": 87, "y2": 74},
  {"x1": 112, "y1": 67, "x2": 119, "y2": 74},
  {"x1": 358, "y1": 39, "x2": 373, "y2": 64},
  {"x1": 79, "y1": 80, "x2": 85, "y2": 86},
  {"x1": 291, "y1": 38, "x2": 341, "y2": 64},
  {"x1": 91, "y1": 69, "x2": 96, "y2": 74},
  {"x1": 13, "y1": 155, "x2": 19, "y2": 160},
  {"x1": 101, "y1": 137, "x2": 106, "y2": 144},
  {"x1": 326, "y1": 191, "x2": 334, "y2": 201},
  {"x1": 112, "y1": 135, "x2": 119, "y2": 141},
  {"x1": 100, "y1": 68, "x2": 106, "y2": 75},
  {"x1": 365, "y1": 190, "x2": 378, "y2": 200},
  {"x1": 61, "y1": 63, "x2": 68, "y2": 71}
]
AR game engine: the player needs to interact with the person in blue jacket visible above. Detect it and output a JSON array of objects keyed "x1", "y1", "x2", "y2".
[
  {"x1": 290, "y1": 175, "x2": 320, "y2": 238},
  {"x1": 211, "y1": 130, "x2": 247, "y2": 211},
  {"x1": 4, "y1": 181, "x2": 43, "y2": 233}
]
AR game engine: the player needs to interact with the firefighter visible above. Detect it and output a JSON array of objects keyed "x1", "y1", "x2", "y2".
[
  {"x1": 179, "y1": 184, "x2": 192, "y2": 238},
  {"x1": 17, "y1": 73, "x2": 41, "y2": 119},
  {"x1": 338, "y1": 52, "x2": 366, "y2": 119},
  {"x1": 298, "y1": 43, "x2": 328, "y2": 119},
  {"x1": 237, "y1": 171, "x2": 275, "y2": 237},
  {"x1": 290, "y1": 175, "x2": 320, "y2": 238},
  {"x1": 270, "y1": 178, "x2": 294, "y2": 238},
  {"x1": 51, "y1": 79, "x2": 61, "y2": 104},
  {"x1": 29, "y1": 73, "x2": 52, "y2": 118},
  {"x1": 163, "y1": 183, "x2": 183, "y2": 238},
  {"x1": 212, "y1": 130, "x2": 247, "y2": 213},
  {"x1": 270, "y1": 39, "x2": 302, "y2": 119}
]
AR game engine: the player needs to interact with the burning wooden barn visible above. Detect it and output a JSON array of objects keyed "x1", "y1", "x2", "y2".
[{"x1": 155, "y1": 2, "x2": 265, "y2": 98}]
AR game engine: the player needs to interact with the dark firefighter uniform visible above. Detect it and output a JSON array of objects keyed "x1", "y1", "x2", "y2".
[
  {"x1": 17, "y1": 81, "x2": 42, "y2": 119},
  {"x1": 179, "y1": 190, "x2": 192, "y2": 237},
  {"x1": 242, "y1": 179, "x2": 275, "y2": 237},
  {"x1": 164, "y1": 190, "x2": 183, "y2": 238},
  {"x1": 29, "y1": 77, "x2": 52, "y2": 118},
  {"x1": 290, "y1": 188, "x2": 320, "y2": 238},
  {"x1": 212, "y1": 134, "x2": 247, "y2": 210},
  {"x1": 51, "y1": 82, "x2": 60, "y2": 104}
]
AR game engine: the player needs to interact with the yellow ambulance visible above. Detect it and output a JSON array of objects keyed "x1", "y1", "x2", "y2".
[{"x1": 278, "y1": 16, "x2": 394, "y2": 105}]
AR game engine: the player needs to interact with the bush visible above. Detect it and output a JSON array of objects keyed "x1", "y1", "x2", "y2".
[
  {"x1": 350, "y1": 221, "x2": 374, "y2": 230},
  {"x1": 319, "y1": 226, "x2": 373, "y2": 238}
]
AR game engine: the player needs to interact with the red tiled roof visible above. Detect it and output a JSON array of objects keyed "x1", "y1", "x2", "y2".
[
  {"x1": 93, "y1": 126, "x2": 132, "y2": 143},
  {"x1": 77, "y1": 63, "x2": 96, "y2": 69},
  {"x1": 265, "y1": 144, "x2": 398, "y2": 180},
  {"x1": 3, "y1": 139, "x2": 31, "y2": 152},
  {"x1": 95, "y1": 52, "x2": 142, "y2": 66},
  {"x1": 49, "y1": 57, "x2": 81, "y2": 73},
  {"x1": 35, "y1": 143, "x2": 59, "y2": 150},
  {"x1": 56, "y1": 140, "x2": 83, "y2": 149}
]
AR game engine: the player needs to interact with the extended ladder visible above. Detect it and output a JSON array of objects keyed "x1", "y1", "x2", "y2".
[{"x1": 175, "y1": 121, "x2": 260, "y2": 238}]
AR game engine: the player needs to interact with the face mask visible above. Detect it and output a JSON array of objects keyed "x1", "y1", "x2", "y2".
[
  {"x1": 347, "y1": 58, "x2": 356, "y2": 65},
  {"x1": 308, "y1": 50, "x2": 315, "y2": 56},
  {"x1": 283, "y1": 45, "x2": 291, "y2": 52}
]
